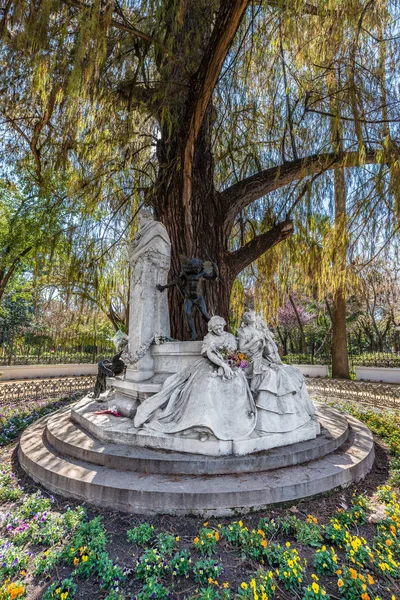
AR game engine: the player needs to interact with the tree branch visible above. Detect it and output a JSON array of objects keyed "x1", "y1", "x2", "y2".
[
  {"x1": 264, "y1": 0, "x2": 337, "y2": 16},
  {"x1": 181, "y1": 0, "x2": 249, "y2": 244},
  {"x1": 221, "y1": 148, "x2": 387, "y2": 237},
  {"x1": 0, "y1": 246, "x2": 33, "y2": 302},
  {"x1": 228, "y1": 218, "x2": 293, "y2": 277},
  {"x1": 63, "y1": 0, "x2": 152, "y2": 42},
  {"x1": 116, "y1": 80, "x2": 158, "y2": 110}
]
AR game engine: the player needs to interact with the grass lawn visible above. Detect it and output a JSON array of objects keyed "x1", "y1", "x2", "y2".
[{"x1": 1, "y1": 392, "x2": 400, "y2": 600}]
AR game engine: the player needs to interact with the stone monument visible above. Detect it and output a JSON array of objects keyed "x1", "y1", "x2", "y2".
[
  {"x1": 19, "y1": 212, "x2": 375, "y2": 515},
  {"x1": 125, "y1": 208, "x2": 171, "y2": 381}
]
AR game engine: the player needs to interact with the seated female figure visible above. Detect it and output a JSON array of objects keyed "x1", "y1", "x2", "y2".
[
  {"x1": 134, "y1": 316, "x2": 256, "y2": 441},
  {"x1": 238, "y1": 311, "x2": 315, "y2": 434}
]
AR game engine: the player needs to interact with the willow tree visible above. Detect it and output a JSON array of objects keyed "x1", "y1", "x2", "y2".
[{"x1": 1, "y1": 0, "x2": 399, "y2": 339}]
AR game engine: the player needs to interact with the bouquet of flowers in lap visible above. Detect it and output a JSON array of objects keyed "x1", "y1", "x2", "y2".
[{"x1": 218, "y1": 347, "x2": 249, "y2": 370}]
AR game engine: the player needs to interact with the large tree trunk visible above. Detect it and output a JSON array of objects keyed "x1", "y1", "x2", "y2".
[
  {"x1": 154, "y1": 110, "x2": 233, "y2": 340},
  {"x1": 329, "y1": 62, "x2": 350, "y2": 380},
  {"x1": 331, "y1": 167, "x2": 351, "y2": 379}
]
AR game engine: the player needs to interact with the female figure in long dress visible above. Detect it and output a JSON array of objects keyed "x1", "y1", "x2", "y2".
[
  {"x1": 134, "y1": 316, "x2": 257, "y2": 441},
  {"x1": 238, "y1": 311, "x2": 315, "y2": 434}
]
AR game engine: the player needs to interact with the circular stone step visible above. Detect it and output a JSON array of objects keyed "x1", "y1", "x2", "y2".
[
  {"x1": 46, "y1": 405, "x2": 349, "y2": 475},
  {"x1": 18, "y1": 408, "x2": 374, "y2": 517}
]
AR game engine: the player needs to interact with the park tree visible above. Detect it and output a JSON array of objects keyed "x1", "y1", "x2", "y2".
[
  {"x1": 0, "y1": 177, "x2": 81, "y2": 303},
  {"x1": 1, "y1": 0, "x2": 399, "y2": 341}
]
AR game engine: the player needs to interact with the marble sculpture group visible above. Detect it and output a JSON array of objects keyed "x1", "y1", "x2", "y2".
[{"x1": 101, "y1": 209, "x2": 318, "y2": 449}]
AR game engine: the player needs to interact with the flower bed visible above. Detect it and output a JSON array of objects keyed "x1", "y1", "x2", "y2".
[
  {"x1": 0, "y1": 395, "x2": 81, "y2": 446},
  {"x1": 0, "y1": 393, "x2": 400, "y2": 598}
]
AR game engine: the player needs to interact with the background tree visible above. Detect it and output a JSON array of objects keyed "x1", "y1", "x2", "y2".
[{"x1": 1, "y1": 0, "x2": 399, "y2": 340}]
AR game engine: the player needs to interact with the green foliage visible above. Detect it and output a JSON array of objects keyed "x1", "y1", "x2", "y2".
[
  {"x1": 193, "y1": 527, "x2": 220, "y2": 556},
  {"x1": 169, "y1": 550, "x2": 192, "y2": 578},
  {"x1": 336, "y1": 567, "x2": 373, "y2": 600},
  {"x1": 154, "y1": 532, "x2": 177, "y2": 556},
  {"x1": 134, "y1": 577, "x2": 170, "y2": 600},
  {"x1": 236, "y1": 570, "x2": 276, "y2": 599},
  {"x1": 135, "y1": 549, "x2": 168, "y2": 582},
  {"x1": 0, "y1": 466, "x2": 22, "y2": 502},
  {"x1": 302, "y1": 577, "x2": 330, "y2": 599},
  {"x1": 274, "y1": 546, "x2": 305, "y2": 592},
  {"x1": 42, "y1": 578, "x2": 77, "y2": 600},
  {"x1": 192, "y1": 558, "x2": 224, "y2": 585},
  {"x1": 0, "y1": 539, "x2": 29, "y2": 579},
  {"x1": 313, "y1": 546, "x2": 339, "y2": 575},
  {"x1": 33, "y1": 547, "x2": 60, "y2": 577},
  {"x1": 127, "y1": 523, "x2": 154, "y2": 547}
]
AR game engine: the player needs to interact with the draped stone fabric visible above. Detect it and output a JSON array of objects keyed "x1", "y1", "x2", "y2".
[
  {"x1": 134, "y1": 331, "x2": 257, "y2": 440},
  {"x1": 238, "y1": 323, "x2": 315, "y2": 434}
]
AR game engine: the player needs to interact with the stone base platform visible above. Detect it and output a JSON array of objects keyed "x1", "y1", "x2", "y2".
[
  {"x1": 71, "y1": 398, "x2": 321, "y2": 457},
  {"x1": 18, "y1": 402, "x2": 375, "y2": 516}
]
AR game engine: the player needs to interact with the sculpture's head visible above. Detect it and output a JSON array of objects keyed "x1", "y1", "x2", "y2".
[
  {"x1": 137, "y1": 208, "x2": 154, "y2": 228},
  {"x1": 241, "y1": 310, "x2": 256, "y2": 326},
  {"x1": 208, "y1": 315, "x2": 226, "y2": 336},
  {"x1": 183, "y1": 258, "x2": 203, "y2": 274}
]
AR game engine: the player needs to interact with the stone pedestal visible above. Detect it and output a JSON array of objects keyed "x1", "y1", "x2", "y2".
[
  {"x1": 109, "y1": 342, "x2": 202, "y2": 403},
  {"x1": 126, "y1": 211, "x2": 171, "y2": 381}
]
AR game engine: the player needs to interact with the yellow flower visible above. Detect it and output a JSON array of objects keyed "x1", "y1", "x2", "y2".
[
  {"x1": 349, "y1": 568, "x2": 357, "y2": 579},
  {"x1": 312, "y1": 582, "x2": 320, "y2": 593},
  {"x1": 307, "y1": 515, "x2": 318, "y2": 524},
  {"x1": 240, "y1": 582, "x2": 248, "y2": 590},
  {"x1": 193, "y1": 537, "x2": 199, "y2": 544},
  {"x1": 56, "y1": 589, "x2": 61, "y2": 594},
  {"x1": 261, "y1": 539, "x2": 267, "y2": 548},
  {"x1": 223, "y1": 582, "x2": 229, "y2": 588},
  {"x1": 203, "y1": 522, "x2": 208, "y2": 527},
  {"x1": 285, "y1": 542, "x2": 290, "y2": 547},
  {"x1": 367, "y1": 574, "x2": 375, "y2": 584},
  {"x1": 239, "y1": 521, "x2": 243, "y2": 527},
  {"x1": 82, "y1": 555, "x2": 89, "y2": 562},
  {"x1": 360, "y1": 594, "x2": 370, "y2": 600},
  {"x1": 175, "y1": 536, "x2": 180, "y2": 541},
  {"x1": 60, "y1": 593, "x2": 69, "y2": 600},
  {"x1": 311, "y1": 574, "x2": 319, "y2": 581},
  {"x1": 73, "y1": 557, "x2": 80, "y2": 566},
  {"x1": 337, "y1": 579, "x2": 344, "y2": 588}
]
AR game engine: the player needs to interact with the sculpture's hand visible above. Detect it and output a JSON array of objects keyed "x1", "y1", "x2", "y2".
[
  {"x1": 223, "y1": 365, "x2": 233, "y2": 379},
  {"x1": 156, "y1": 284, "x2": 165, "y2": 292}
]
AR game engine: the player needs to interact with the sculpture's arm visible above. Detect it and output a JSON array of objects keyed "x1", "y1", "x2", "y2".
[
  {"x1": 156, "y1": 278, "x2": 179, "y2": 292},
  {"x1": 205, "y1": 347, "x2": 233, "y2": 379},
  {"x1": 238, "y1": 329, "x2": 264, "y2": 354},
  {"x1": 237, "y1": 331, "x2": 253, "y2": 352},
  {"x1": 202, "y1": 262, "x2": 219, "y2": 280},
  {"x1": 263, "y1": 339, "x2": 283, "y2": 364}
]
